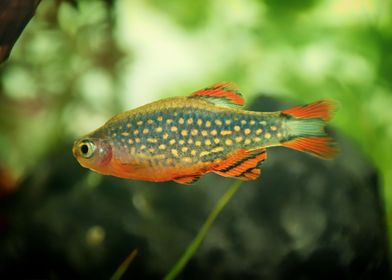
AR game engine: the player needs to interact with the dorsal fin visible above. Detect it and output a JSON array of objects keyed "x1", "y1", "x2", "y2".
[{"x1": 189, "y1": 82, "x2": 245, "y2": 108}]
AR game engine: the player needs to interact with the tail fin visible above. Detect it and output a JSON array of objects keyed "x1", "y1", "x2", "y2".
[{"x1": 281, "y1": 100, "x2": 338, "y2": 159}]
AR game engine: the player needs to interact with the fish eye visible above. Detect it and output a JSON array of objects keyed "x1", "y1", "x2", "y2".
[{"x1": 78, "y1": 140, "x2": 96, "y2": 159}]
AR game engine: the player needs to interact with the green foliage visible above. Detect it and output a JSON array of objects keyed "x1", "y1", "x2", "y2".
[
  {"x1": 151, "y1": 0, "x2": 210, "y2": 29},
  {"x1": 164, "y1": 180, "x2": 242, "y2": 280}
]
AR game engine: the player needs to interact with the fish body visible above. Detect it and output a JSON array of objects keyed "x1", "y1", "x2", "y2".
[{"x1": 73, "y1": 83, "x2": 337, "y2": 184}]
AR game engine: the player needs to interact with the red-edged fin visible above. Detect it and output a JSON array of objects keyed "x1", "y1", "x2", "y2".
[
  {"x1": 190, "y1": 82, "x2": 245, "y2": 108},
  {"x1": 238, "y1": 167, "x2": 261, "y2": 181},
  {"x1": 282, "y1": 100, "x2": 336, "y2": 121},
  {"x1": 213, "y1": 148, "x2": 266, "y2": 180},
  {"x1": 173, "y1": 174, "x2": 201, "y2": 185},
  {"x1": 282, "y1": 137, "x2": 338, "y2": 159}
]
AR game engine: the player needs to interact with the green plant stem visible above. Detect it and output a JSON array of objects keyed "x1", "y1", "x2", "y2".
[
  {"x1": 164, "y1": 180, "x2": 243, "y2": 280},
  {"x1": 110, "y1": 248, "x2": 138, "y2": 280}
]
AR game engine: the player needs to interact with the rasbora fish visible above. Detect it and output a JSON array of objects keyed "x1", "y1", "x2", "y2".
[{"x1": 73, "y1": 83, "x2": 337, "y2": 184}]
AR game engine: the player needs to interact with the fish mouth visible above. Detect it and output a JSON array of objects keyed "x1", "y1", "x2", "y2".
[{"x1": 72, "y1": 141, "x2": 79, "y2": 158}]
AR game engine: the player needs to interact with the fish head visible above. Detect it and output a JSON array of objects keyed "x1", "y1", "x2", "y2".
[{"x1": 72, "y1": 137, "x2": 113, "y2": 173}]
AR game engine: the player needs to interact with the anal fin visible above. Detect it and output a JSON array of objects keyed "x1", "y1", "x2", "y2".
[
  {"x1": 173, "y1": 174, "x2": 201, "y2": 185},
  {"x1": 213, "y1": 149, "x2": 267, "y2": 180},
  {"x1": 238, "y1": 167, "x2": 261, "y2": 181}
]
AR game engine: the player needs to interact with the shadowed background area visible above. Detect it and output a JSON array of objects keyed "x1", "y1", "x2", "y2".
[{"x1": 0, "y1": 0, "x2": 391, "y2": 279}]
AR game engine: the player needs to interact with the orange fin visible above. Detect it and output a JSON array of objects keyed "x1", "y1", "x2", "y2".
[
  {"x1": 190, "y1": 82, "x2": 245, "y2": 108},
  {"x1": 213, "y1": 149, "x2": 266, "y2": 180},
  {"x1": 282, "y1": 99, "x2": 336, "y2": 121},
  {"x1": 238, "y1": 167, "x2": 261, "y2": 181},
  {"x1": 282, "y1": 137, "x2": 337, "y2": 159},
  {"x1": 173, "y1": 174, "x2": 201, "y2": 185}
]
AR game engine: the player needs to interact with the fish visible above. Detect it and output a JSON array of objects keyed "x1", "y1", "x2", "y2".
[{"x1": 72, "y1": 82, "x2": 337, "y2": 184}]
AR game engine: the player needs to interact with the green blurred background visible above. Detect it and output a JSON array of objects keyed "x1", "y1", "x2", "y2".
[{"x1": 0, "y1": 0, "x2": 391, "y2": 268}]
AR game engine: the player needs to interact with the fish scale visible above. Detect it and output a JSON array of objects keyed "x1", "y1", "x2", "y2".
[
  {"x1": 108, "y1": 108, "x2": 282, "y2": 167},
  {"x1": 73, "y1": 82, "x2": 337, "y2": 184}
]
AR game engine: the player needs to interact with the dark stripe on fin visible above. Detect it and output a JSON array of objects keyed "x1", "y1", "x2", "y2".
[
  {"x1": 190, "y1": 82, "x2": 245, "y2": 108},
  {"x1": 281, "y1": 99, "x2": 336, "y2": 121},
  {"x1": 282, "y1": 137, "x2": 337, "y2": 159},
  {"x1": 218, "y1": 152, "x2": 259, "y2": 173},
  {"x1": 173, "y1": 174, "x2": 201, "y2": 185},
  {"x1": 238, "y1": 167, "x2": 261, "y2": 180},
  {"x1": 214, "y1": 149, "x2": 266, "y2": 179},
  {"x1": 217, "y1": 149, "x2": 266, "y2": 173}
]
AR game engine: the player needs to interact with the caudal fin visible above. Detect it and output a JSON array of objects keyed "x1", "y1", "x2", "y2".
[
  {"x1": 282, "y1": 137, "x2": 337, "y2": 159},
  {"x1": 282, "y1": 99, "x2": 336, "y2": 121},
  {"x1": 281, "y1": 100, "x2": 338, "y2": 159}
]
